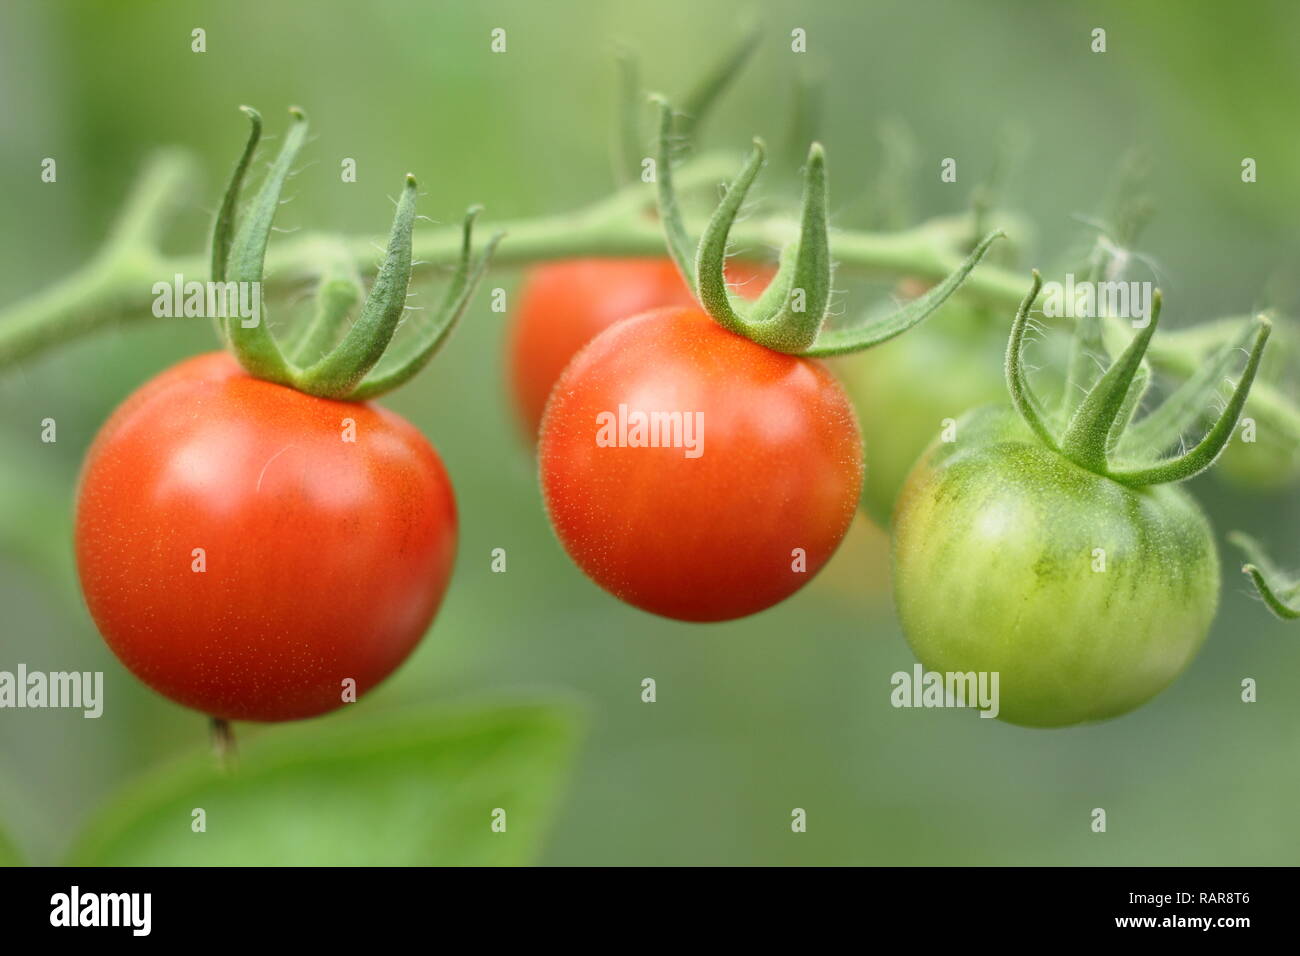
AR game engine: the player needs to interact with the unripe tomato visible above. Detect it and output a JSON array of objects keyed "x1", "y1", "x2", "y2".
[
  {"x1": 539, "y1": 306, "x2": 863, "y2": 622},
  {"x1": 1217, "y1": 436, "x2": 1300, "y2": 491},
  {"x1": 836, "y1": 304, "x2": 1008, "y2": 526},
  {"x1": 75, "y1": 352, "x2": 456, "y2": 722},
  {"x1": 838, "y1": 298, "x2": 1075, "y2": 527},
  {"x1": 508, "y1": 257, "x2": 772, "y2": 437},
  {"x1": 892, "y1": 406, "x2": 1219, "y2": 728}
]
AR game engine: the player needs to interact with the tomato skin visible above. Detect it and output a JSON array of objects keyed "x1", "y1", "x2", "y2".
[
  {"x1": 892, "y1": 406, "x2": 1219, "y2": 727},
  {"x1": 508, "y1": 257, "x2": 772, "y2": 438},
  {"x1": 74, "y1": 352, "x2": 456, "y2": 722},
  {"x1": 539, "y1": 306, "x2": 863, "y2": 622}
]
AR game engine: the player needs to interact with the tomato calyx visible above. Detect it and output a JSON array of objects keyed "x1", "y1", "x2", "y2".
[
  {"x1": 210, "y1": 107, "x2": 501, "y2": 401},
  {"x1": 650, "y1": 96, "x2": 1004, "y2": 357},
  {"x1": 1006, "y1": 269, "x2": 1272, "y2": 487},
  {"x1": 1229, "y1": 533, "x2": 1300, "y2": 620}
]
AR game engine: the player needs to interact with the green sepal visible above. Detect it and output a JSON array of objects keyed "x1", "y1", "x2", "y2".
[
  {"x1": 1108, "y1": 316, "x2": 1271, "y2": 485},
  {"x1": 652, "y1": 94, "x2": 998, "y2": 357},
  {"x1": 350, "y1": 208, "x2": 501, "y2": 400},
  {"x1": 287, "y1": 252, "x2": 364, "y2": 366},
  {"x1": 223, "y1": 107, "x2": 310, "y2": 383},
  {"x1": 1057, "y1": 291, "x2": 1162, "y2": 473},
  {"x1": 1228, "y1": 532, "x2": 1300, "y2": 620},
  {"x1": 1005, "y1": 270, "x2": 1061, "y2": 451},
  {"x1": 210, "y1": 105, "x2": 262, "y2": 298},
  {"x1": 694, "y1": 139, "x2": 767, "y2": 338},
  {"x1": 296, "y1": 174, "x2": 419, "y2": 398},
  {"x1": 1106, "y1": 362, "x2": 1150, "y2": 452},
  {"x1": 651, "y1": 95, "x2": 698, "y2": 289},
  {"x1": 1115, "y1": 319, "x2": 1258, "y2": 461},
  {"x1": 1058, "y1": 183, "x2": 1156, "y2": 421},
  {"x1": 803, "y1": 230, "x2": 1004, "y2": 356},
  {"x1": 208, "y1": 107, "x2": 475, "y2": 402},
  {"x1": 734, "y1": 142, "x2": 831, "y2": 354}
]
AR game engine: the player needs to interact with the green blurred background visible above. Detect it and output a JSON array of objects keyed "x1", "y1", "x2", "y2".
[{"x1": 1, "y1": 0, "x2": 1298, "y2": 865}]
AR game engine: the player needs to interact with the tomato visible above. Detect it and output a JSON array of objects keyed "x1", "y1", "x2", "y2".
[
  {"x1": 75, "y1": 352, "x2": 456, "y2": 722},
  {"x1": 835, "y1": 301, "x2": 1009, "y2": 526},
  {"x1": 837, "y1": 296, "x2": 1077, "y2": 527},
  {"x1": 1218, "y1": 437, "x2": 1300, "y2": 489},
  {"x1": 508, "y1": 257, "x2": 772, "y2": 437},
  {"x1": 539, "y1": 306, "x2": 863, "y2": 622},
  {"x1": 892, "y1": 406, "x2": 1219, "y2": 727}
]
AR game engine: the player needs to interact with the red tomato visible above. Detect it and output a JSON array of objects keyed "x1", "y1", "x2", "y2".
[
  {"x1": 539, "y1": 306, "x2": 863, "y2": 622},
  {"x1": 75, "y1": 352, "x2": 456, "y2": 722},
  {"x1": 508, "y1": 257, "x2": 772, "y2": 437}
]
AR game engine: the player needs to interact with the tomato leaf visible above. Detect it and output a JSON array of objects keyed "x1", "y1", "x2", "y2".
[{"x1": 66, "y1": 700, "x2": 582, "y2": 866}]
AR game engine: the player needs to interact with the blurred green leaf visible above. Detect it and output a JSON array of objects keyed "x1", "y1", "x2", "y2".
[{"x1": 67, "y1": 700, "x2": 582, "y2": 866}]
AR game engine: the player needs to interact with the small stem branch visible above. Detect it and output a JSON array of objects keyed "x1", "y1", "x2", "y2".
[{"x1": 0, "y1": 255, "x2": 165, "y2": 367}]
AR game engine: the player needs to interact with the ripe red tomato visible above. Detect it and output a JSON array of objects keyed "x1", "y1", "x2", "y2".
[
  {"x1": 75, "y1": 352, "x2": 456, "y2": 722},
  {"x1": 539, "y1": 306, "x2": 863, "y2": 622},
  {"x1": 508, "y1": 257, "x2": 772, "y2": 437}
]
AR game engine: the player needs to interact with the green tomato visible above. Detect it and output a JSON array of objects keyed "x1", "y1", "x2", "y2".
[
  {"x1": 836, "y1": 303, "x2": 1008, "y2": 526},
  {"x1": 892, "y1": 406, "x2": 1220, "y2": 728},
  {"x1": 1215, "y1": 422, "x2": 1300, "y2": 490}
]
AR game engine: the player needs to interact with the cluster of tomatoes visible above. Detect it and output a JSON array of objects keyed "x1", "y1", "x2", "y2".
[
  {"x1": 72, "y1": 95, "x2": 1283, "y2": 733},
  {"x1": 76, "y1": 244, "x2": 1272, "y2": 731}
]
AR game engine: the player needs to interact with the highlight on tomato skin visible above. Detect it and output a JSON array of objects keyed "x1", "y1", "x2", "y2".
[
  {"x1": 74, "y1": 351, "x2": 458, "y2": 723},
  {"x1": 508, "y1": 257, "x2": 774, "y2": 439},
  {"x1": 538, "y1": 305, "x2": 864, "y2": 623}
]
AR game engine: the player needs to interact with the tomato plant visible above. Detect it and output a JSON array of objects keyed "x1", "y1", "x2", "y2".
[
  {"x1": 72, "y1": 108, "x2": 495, "y2": 725},
  {"x1": 508, "y1": 257, "x2": 772, "y2": 437},
  {"x1": 75, "y1": 352, "x2": 457, "y2": 721},
  {"x1": 893, "y1": 273, "x2": 1272, "y2": 727},
  {"x1": 536, "y1": 100, "x2": 1002, "y2": 622}
]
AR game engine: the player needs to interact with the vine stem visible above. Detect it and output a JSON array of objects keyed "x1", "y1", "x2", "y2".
[
  {"x1": 4, "y1": 151, "x2": 1294, "y2": 453},
  {"x1": 0, "y1": 149, "x2": 1031, "y2": 370}
]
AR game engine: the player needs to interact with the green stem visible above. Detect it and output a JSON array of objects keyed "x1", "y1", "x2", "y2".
[
  {"x1": 0, "y1": 149, "x2": 191, "y2": 367},
  {"x1": 0, "y1": 147, "x2": 1239, "y2": 383},
  {"x1": 0, "y1": 191, "x2": 1033, "y2": 372}
]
